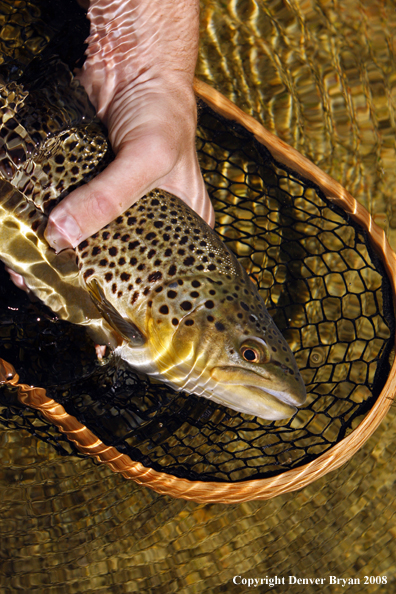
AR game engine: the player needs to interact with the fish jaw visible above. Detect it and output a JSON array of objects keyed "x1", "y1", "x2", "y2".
[{"x1": 208, "y1": 366, "x2": 306, "y2": 420}]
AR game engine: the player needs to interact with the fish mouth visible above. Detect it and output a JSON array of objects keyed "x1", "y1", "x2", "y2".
[{"x1": 209, "y1": 366, "x2": 306, "y2": 420}]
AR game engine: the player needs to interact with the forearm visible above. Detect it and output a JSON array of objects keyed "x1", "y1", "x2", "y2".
[{"x1": 79, "y1": 0, "x2": 200, "y2": 138}]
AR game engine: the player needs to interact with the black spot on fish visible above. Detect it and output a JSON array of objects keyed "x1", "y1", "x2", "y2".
[
  {"x1": 137, "y1": 263, "x2": 145, "y2": 271},
  {"x1": 105, "y1": 272, "x2": 113, "y2": 282},
  {"x1": 147, "y1": 249, "x2": 156, "y2": 259},
  {"x1": 92, "y1": 246, "x2": 101, "y2": 256},
  {"x1": 163, "y1": 234, "x2": 170, "y2": 242},
  {"x1": 160, "y1": 305, "x2": 169, "y2": 315},
  {"x1": 165, "y1": 248, "x2": 172, "y2": 257},
  {"x1": 237, "y1": 313, "x2": 243, "y2": 319},
  {"x1": 207, "y1": 315, "x2": 214, "y2": 322},
  {"x1": 83, "y1": 269, "x2": 94, "y2": 279},
  {"x1": 121, "y1": 234, "x2": 130, "y2": 242},
  {"x1": 185, "y1": 319, "x2": 194, "y2": 326},
  {"x1": 155, "y1": 286, "x2": 163, "y2": 293},
  {"x1": 190, "y1": 291, "x2": 199, "y2": 298},
  {"x1": 241, "y1": 302, "x2": 250, "y2": 311},
  {"x1": 79, "y1": 240, "x2": 89, "y2": 250},
  {"x1": 167, "y1": 290, "x2": 177, "y2": 299},
  {"x1": 99, "y1": 259, "x2": 108, "y2": 266},
  {"x1": 215, "y1": 322, "x2": 225, "y2": 332},
  {"x1": 116, "y1": 216, "x2": 123, "y2": 224},
  {"x1": 143, "y1": 287, "x2": 150, "y2": 296},
  {"x1": 113, "y1": 232, "x2": 121, "y2": 240},
  {"x1": 151, "y1": 198, "x2": 159, "y2": 206},
  {"x1": 129, "y1": 240, "x2": 140, "y2": 250},
  {"x1": 180, "y1": 301, "x2": 192, "y2": 311},
  {"x1": 112, "y1": 283, "x2": 117, "y2": 294},
  {"x1": 208, "y1": 264, "x2": 216, "y2": 271},
  {"x1": 146, "y1": 232, "x2": 156, "y2": 241},
  {"x1": 192, "y1": 280, "x2": 201, "y2": 288},
  {"x1": 120, "y1": 272, "x2": 131, "y2": 281},
  {"x1": 148, "y1": 271, "x2": 162, "y2": 282},
  {"x1": 205, "y1": 300, "x2": 214, "y2": 309},
  {"x1": 184, "y1": 256, "x2": 195, "y2": 266},
  {"x1": 109, "y1": 247, "x2": 118, "y2": 256},
  {"x1": 154, "y1": 221, "x2": 164, "y2": 229},
  {"x1": 127, "y1": 217, "x2": 137, "y2": 225},
  {"x1": 209, "y1": 290, "x2": 216, "y2": 295},
  {"x1": 178, "y1": 249, "x2": 185, "y2": 256},
  {"x1": 172, "y1": 318, "x2": 179, "y2": 326},
  {"x1": 131, "y1": 291, "x2": 139, "y2": 304},
  {"x1": 168, "y1": 265, "x2": 177, "y2": 276}
]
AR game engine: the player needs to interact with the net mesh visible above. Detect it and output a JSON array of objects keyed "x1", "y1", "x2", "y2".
[{"x1": 0, "y1": 0, "x2": 394, "y2": 484}]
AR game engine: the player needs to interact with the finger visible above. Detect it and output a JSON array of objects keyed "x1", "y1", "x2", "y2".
[
  {"x1": 45, "y1": 141, "x2": 214, "y2": 251},
  {"x1": 45, "y1": 134, "x2": 176, "y2": 251}
]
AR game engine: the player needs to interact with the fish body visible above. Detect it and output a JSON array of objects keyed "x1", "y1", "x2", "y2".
[
  {"x1": 0, "y1": 74, "x2": 306, "y2": 421},
  {"x1": 78, "y1": 190, "x2": 306, "y2": 420}
]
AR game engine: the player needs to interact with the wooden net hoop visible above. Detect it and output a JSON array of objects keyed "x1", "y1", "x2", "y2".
[{"x1": 1, "y1": 79, "x2": 395, "y2": 504}]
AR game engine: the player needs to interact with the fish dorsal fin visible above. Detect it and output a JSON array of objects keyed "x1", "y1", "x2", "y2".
[{"x1": 87, "y1": 279, "x2": 145, "y2": 346}]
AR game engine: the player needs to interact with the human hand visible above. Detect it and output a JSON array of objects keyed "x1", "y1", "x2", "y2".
[{"x1": 45, "y1": 0, "x2": 214, "y2": 252}]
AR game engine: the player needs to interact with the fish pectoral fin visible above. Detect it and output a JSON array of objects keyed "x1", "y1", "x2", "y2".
[{"x1": 87, "y1": 279, "x2": 145, "y2": 346}]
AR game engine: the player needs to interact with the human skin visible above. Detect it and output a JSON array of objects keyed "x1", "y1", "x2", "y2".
[{"x1": 44, "y1": 0, "x2": 214, "y2": 252}]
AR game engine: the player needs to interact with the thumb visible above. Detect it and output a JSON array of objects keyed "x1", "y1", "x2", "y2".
[{"x1": 45, "y1": 136, "x2": 177, "y2": 251}]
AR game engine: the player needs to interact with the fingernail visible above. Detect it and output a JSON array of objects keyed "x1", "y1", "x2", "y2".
[{"x1": 45, "y1": 214, "x2": 82, "y2": 253}]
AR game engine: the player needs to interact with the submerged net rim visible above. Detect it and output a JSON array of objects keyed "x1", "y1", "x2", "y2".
[{"x1": 1, "y1": 80, "x2": 395, "y2": 504}]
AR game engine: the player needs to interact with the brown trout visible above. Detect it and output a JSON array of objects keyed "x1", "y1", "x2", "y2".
[{"x1": 0, "y1": 76, "x2": 306, "y2": 421}]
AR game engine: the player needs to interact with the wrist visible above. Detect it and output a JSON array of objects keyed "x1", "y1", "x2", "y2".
[{"x1": 79, "y1": 0, "x2": 199, "y2": 121}]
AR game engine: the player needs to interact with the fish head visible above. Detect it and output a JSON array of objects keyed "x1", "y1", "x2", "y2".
[{"x1": 148, "y1": 273, "x2": 306, "y2": 420}]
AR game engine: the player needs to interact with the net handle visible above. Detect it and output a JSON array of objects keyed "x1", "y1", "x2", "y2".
[{"x1": 3, "y1": 81, "x2": 396, "y2": 503}]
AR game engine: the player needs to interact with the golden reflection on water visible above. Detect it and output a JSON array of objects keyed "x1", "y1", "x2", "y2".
[{"x1": 198, "y1": 0, "x2": 396, "y2": 249}]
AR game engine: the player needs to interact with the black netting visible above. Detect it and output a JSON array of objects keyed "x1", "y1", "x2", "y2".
[{"x1": 0, "y1": 0, "x2": 394, "y2": 483}]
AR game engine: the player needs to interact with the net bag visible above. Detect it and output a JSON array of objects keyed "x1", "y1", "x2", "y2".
[{"x1": 0, "y1": 0, "x2": 395, "y2": 503}]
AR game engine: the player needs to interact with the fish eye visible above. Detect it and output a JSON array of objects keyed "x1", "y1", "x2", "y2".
[
  {"x1": 240, "y1": 340, "x2": 270, "y2": 364},
  {"x1": 242, "y1": 347, "x2": 259, "y2": 362}
]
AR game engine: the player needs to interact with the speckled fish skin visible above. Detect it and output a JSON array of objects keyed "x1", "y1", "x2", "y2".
[{"x1": 77, "y1": 189, "x2": 306, "y2": 420}]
